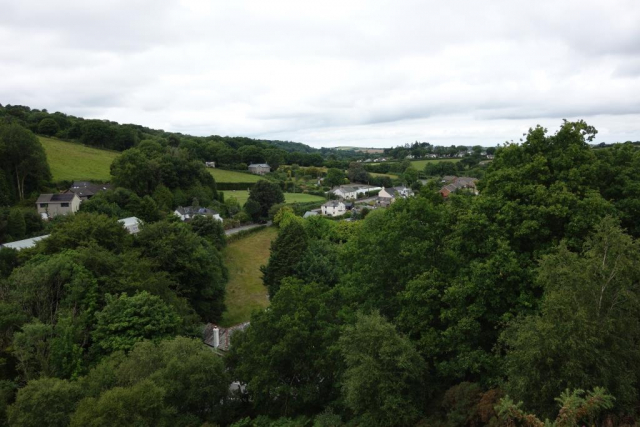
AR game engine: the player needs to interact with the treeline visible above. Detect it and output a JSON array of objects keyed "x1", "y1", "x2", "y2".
[
  {"x1": 384, "y1": 140, "x2": 498, "y2": 160},
  {"x1": 0, "y1": 104, "x2": 364, "y2": 172}
]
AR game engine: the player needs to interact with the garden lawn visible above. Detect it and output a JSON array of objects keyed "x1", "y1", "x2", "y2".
[
  {"x1": 220, "y1": 227, "x2": 278, "y2": 326},
  {"x1": 39, "y1": 137, "x2": 119, "y2": 182},
  {"x1": 222, "y1": 190, "x2": 325, "y2": 206},
  {"x1": 208, "y1": 168, "x2": 263, "y2": 183}
]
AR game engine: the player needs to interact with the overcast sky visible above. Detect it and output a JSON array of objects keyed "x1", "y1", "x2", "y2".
[{"x1": 1, "y1": 0, "x2": 639, "y2": 147}]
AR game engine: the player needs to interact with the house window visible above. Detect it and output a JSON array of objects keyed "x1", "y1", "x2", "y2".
[
  {"x1": 61, "y1": 203, "x2": 69, "y2": 207},
  {"x1": 40, "y1": 203, "x2": 48, "y2": 208}
]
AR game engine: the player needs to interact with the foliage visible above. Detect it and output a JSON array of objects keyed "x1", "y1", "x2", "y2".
[
  {"x1": 228, "y1": 279, "x2": 342, "y2": 418},
  {"x1": 501, "y1": 217, "x2": 640, "y2": 417},
  {"x1": 93, "y1": 292, "x2": 181, "y2": 353},
  {"x1": 496, "y1": 388, "x2": 615, "y2": 427},
  {"x1": 189, "y1": 215, "x2": 226, "y2": 250},
  {"x1": 7, "y1": 378, "x2": 81, "y2": 427},
  {"x1": 247, "y1": 180, "x2": 285, "y2": 220},
  {"x1": 0, "y1": 123, "x2": 51, "y2": 201},
  {"x1": 136, "y1": 220, "x2": 228, "y2": 322},
  {"x1": 339, "y1": 311, "x2": 425, "y2": 427},
  {"x1": 261, "y1": 220, "x2": 308, "y2": 298}
]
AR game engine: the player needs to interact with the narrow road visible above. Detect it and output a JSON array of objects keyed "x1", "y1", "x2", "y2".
[{"x1": 225, "y1": 222, "x2": 272, "y2": 236}]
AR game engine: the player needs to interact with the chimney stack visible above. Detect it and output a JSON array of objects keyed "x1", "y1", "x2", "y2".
[{"x1": 213, "y1": 326, "x2": 220, "y2": 348}]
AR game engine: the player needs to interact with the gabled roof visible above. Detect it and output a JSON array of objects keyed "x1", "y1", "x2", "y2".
[
  {"x1": 303, "y1": 211, "x2": 319, "y2": 218},
  {"x1": 248, "y1": 163, "x2": 270, "y2": 168},
  {"x1": 323, "y1": 200, "x2": 344, "y2": 207}
]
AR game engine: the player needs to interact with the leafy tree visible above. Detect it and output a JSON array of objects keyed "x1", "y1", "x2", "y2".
[
  {"x1": 248, "y1": 180, "x2": 285, "y2": 220},
  {"x1": 501, "y1": 218, "x2": 640, "y2": 417},
  {"x1": 402, "y1": 166, "x2": 418, "y2": 185},
  {"x1": 0, "y1": 123, "x2": 51, "y2": 200},
  {"x1": 37, "y1": 118, "x2": 59, "y2": 136},
  {"x1": 189, "y1": 215, "x2": 226, "y2": 250},
  {"x1": 6, "y1": 209, "x2": 26, "y2": 241},
  {"x1": 7, "y1": 378, "x2": 81, "y2": 427},
  {"x1": 347, "y1": 162, "x2": 370, "y2": 184},
  {"x1": 228, "y1": 279, "x2": 342, "y2": 418},
  {"x1": 325, "y1": 168, "x2": 346, "y2": 188},
  {"x1": 496, "y1": 388, "x2": 615, "y2": 427},
  {"x1": 261, "y1": 221, "x2": 308, "y2": 297},
  {"x1": 41, "y1": 213, "x2": 131, "y2": 254},
  {"x1": 93, "y1": 292, "x2": 181, "y2": 354},
  {"x1": 339, "y1": 311, "x2": 426, "y2": 427},
  {"x1": 136, "y1": 221, "x2": 227, "y2": 322},
  {"x1": 71, "y1": 380, "x2": 173, "y2": 427}
]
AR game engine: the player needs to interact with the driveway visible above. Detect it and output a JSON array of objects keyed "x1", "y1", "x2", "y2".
[{"x1": 225, "y1": 222, "x2": 272, "y2": 236}]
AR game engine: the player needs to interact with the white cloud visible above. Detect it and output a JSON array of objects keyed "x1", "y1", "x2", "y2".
[{"x1": 1, "y1": 0, "x2": 639, "y2": 147}]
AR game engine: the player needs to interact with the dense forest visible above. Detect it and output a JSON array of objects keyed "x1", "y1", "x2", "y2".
[{"x1": 1, "y1": 117, "x2": 640, "y2": 426}]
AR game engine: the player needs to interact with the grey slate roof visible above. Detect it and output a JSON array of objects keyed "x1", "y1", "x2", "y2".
[
  {"x1": 36, "y1": 193, "x2": 76, "y2": 203},
  {"x1": 69, "y1": 181, "x2": 113, "y2": 198},
  {"x1": 1, "y1": 235, "x2": 49, "y2": 250},
  {"x1": 248, "y1": 163, "x2": 270, "y2": 168},
  {"x1": 175, "y1": 206, "x2": 220, "y2": 216}
]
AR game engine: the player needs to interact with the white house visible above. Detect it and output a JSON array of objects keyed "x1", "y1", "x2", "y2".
[
  {"x1": 331, "y1": 185, "x2": 382, "y2": 200},
  {"x1": 248, "y1": 163, "x2": 271, "y2": 175},
  {"x1": 174, "y1": 206, "x2": 223, "y2": 222},
  {"x1": 378, "y1": 186, "x2": 414, "y2": 201},
  {"x1": 205, "y1": 161, "x2": 216, "y2": 168},
  {"x1": 321, "y1": 200, "x2": 347, "y2": 217},
  {"x1": 36, "y1": 193, "x2": 81, "y2": 218}
]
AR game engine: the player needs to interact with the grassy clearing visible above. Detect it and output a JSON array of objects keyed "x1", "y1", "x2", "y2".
[
  {"x1": 208, "y1": 168, "x2": 263, "y2": 183},
  {"x1": 410, "y1": 158, "x2": 461, "y2": 169},
  {"x1": 39, "y1": 137, "x2": 119, "y2": 182},
  {"x1": 220, "y1": 227, "x2": 278, "y2": 326},
  {"x1": 222, "y1": 190, "x2": 325, "y2": 206},
  {"x1": 370, "y1": 172, "x2": 398, "y2": 178}
]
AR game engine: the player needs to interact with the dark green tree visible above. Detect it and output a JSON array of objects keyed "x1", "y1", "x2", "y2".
[
  {"x1": 93, "y1": 292, "x2": 182, "y2": 354},
  {"x1": 248, "y1": 180, "x2": 284, "y2": 220},
  {"x1": 7, "y1": 378, "x2": 81, "y2": 427},
  {"x1": 339, "y1": 311, "x2": 426, "y2": 427},
  {"x1": 261, "y1": 221, "x2": 308, "y2": 297},
  {"x1": 37, "y1": 119, "x2": 60, "y2": 136},
  {"x1": 0, "y1": 123, "x2": 51, "y2": 200}
]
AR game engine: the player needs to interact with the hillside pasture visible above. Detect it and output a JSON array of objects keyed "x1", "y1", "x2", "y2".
[
  {"x1": 220, "y1": 227, "x2": 277, "y2": 326},
  {"x1": 222, "y1": 190, "x2": 325, "y2": 206},
  {"x1": 208, "y1": 168, "x2": 263, "y2": 183},
  {"x1": 39, "y1": 137, "x2": 119, "y2": 182}
]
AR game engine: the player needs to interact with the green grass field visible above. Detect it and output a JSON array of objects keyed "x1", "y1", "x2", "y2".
[
  {"x1": 410, "y1": 158, "x2": 461, "y2": 170},
  {"x1": 39, "y1": 137, "x2": 119, "y2": 182},
  {"x1": 220, "y1": 227, "x2": 277, "y2": 326},
  {"x1": 222, "y1": 190, "x2": 325, "y2": 206},
  {"x1": 208, "y1": 168, "x2": 263, "y2": 183}
]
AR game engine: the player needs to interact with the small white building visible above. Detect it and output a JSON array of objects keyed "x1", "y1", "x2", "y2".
[
  {"x1": 332, "y1": 185, "x2": 382, "y2": 200},
  {"x1": 205, "y1": 161, "x2": 216, "y2": 168},
  {"x1": 118, "y1": 217, "x2": 141, "y2": 234},
  {"x1": 321, "y1": 200, "x2": 347, "y2": 217},
  {"x1": 0, "y1": 235, "x2": 49, "y2": 251}
]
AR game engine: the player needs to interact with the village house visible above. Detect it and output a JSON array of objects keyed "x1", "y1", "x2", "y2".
[
  {"x1": 321, "y1": 200, "x2": 347, "y2": 217},
  {"x1": 378, "y1": 186, "x2": 414, "y2": 200},
  {"x1": 248, "y1": 163, "x2": 271, "y2": 175},
  {"x1": 36, "y1": 193, "x2": 81, "y2": 218},
  {"x1": 68, "y1": 181, "x2": 113, "y2": 200},
  {"x1": 174, "y1": 206, "x2": 223, "y2": 222},
  {"x1": 331, "y1": 185, "x2": 382, "y2": 200},
  {"x1": 439, "y1": 176, "x2": 479, "y2": 197}
]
